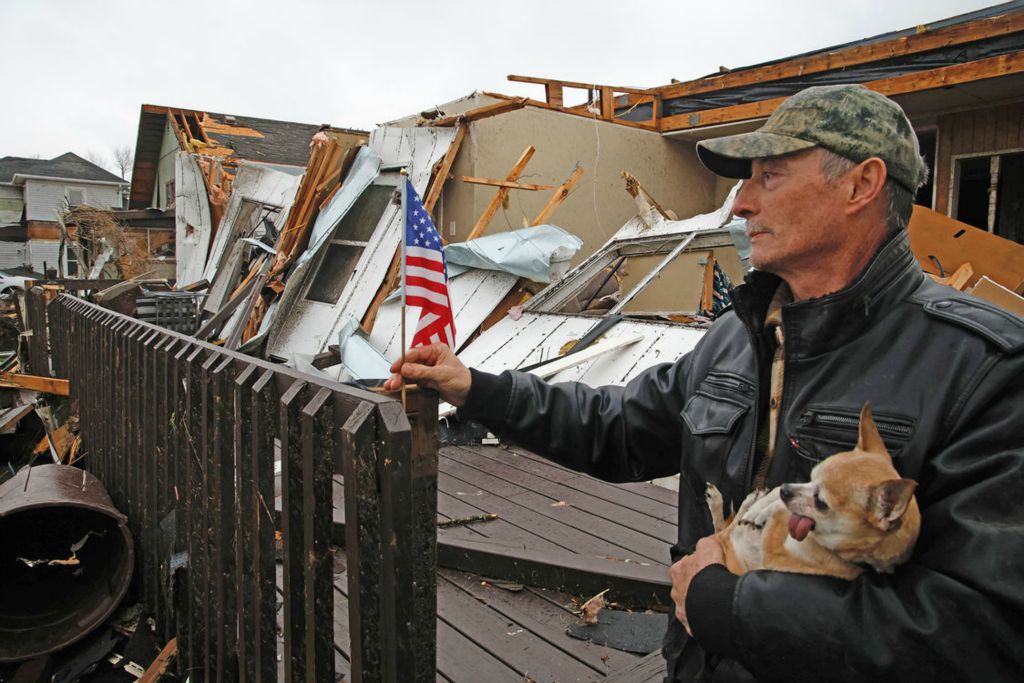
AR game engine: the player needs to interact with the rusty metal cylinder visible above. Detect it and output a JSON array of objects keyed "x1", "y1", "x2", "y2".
[{"x1": 0, "y1": 464, "x2": 133, "y2": 662}]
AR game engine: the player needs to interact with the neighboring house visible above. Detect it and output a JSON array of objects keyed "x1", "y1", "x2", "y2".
[{"x1": 0, "y1": 152, "x2": 128, "y2": 274}]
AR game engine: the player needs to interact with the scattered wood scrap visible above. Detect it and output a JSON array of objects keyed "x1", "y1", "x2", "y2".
[
  {"x1": 0, "y1": 372, "x2": 69, "y2": 396},
  {"x1": 438, "y1": 513, "x2": 499, "y2": 529}
]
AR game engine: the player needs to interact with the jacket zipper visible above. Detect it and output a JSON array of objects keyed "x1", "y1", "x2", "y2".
[
  {"x1": 800, "y1": 411, "x2": 913, "y2": 438},
  {"x1": 703, "y1": 373, "x2": 754, "y2": 395}
]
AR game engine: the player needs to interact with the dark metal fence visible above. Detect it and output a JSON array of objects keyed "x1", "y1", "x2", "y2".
[{"x1": 40, "y1": 292, "x2": 438, "y2": 682}]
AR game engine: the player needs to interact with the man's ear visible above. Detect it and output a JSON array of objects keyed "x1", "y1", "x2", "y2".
[
  {"x1": 871, "y1": 478, "x2": 917, "y2": 531},
  {"x1": 846, "y1": 157, "x2": 887, "y2": 214}
]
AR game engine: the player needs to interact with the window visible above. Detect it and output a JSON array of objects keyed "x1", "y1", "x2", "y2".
[
  {"x1": 531, "y1": 228, "x2": 744, "y2": 322},
  {"x1": 305, "y1": 178, "x2": 398, "y2": 304},
  {"x1": 915, "y1": 130, "x2": 936, "y2": 209},
  {"x1": 952, "y1": 151, "x2": 1024, "y2": 245},
  {"x1": 66, "y1": 187, "x2": 86, "y2": 207}
]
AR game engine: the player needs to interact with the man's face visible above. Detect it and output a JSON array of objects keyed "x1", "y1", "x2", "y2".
[{"x1": 732, "y1": 148, "x2": 855, "y2": 280}]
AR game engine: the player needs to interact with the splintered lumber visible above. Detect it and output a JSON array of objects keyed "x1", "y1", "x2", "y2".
[
  {"x1": 361, "y1": 128, "x2": 468, "y2": 334},
  {"x1": 0, "y1": 373, "x2": 69, "y2": 396},
  {"x1": 467, "y1": 146, "x2": 537, "y2": 241},
  {"x1": 138, "y1": 638, "x2": 177, "y2": 683},
  {"x1": 461, "y1": 176, "x2": 554, "y2": 191},
  {"x1": 531, "y1": 165, "x2": 584, "y2": 226},
  {"x1": 423, "y1": 123, "x2": 468, "y2": 212},
  {"x1": 623, "y1": 171, "x2": 673, "y2": 221},
  {"x1": 699, "y1": 252, "x2": 716, "y2": 313}
]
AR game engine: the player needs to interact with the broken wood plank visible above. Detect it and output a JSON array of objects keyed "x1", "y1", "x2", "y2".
[
  {"x1": 193, "y1": 276, "x2": 260, "y2": 341},
  {"x1": 430, "y1": 98, "x2": 528, "y2": 127},
  {"x1": 699, "y1": 252, "x2": 716, "y2": 314},
  {"x1": 0, "y1": 373, "x2": 69, "y2": 396},
  {"x1": 138, "y1": 638, "x2": 177, "y2": 683},
  {"x1": 461, "y1": 176, "x2": 554, "y2": 191},
  {"x1": 531, "y1": 165, "x2": 584, "y2": 226},
  {"x1": 467, "y1": 146, "x2": 537, "y2": 241}
]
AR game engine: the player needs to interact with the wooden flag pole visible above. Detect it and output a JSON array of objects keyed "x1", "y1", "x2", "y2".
[{"x1": 399, "y1": 168, "x2": 409, "y2": 411}]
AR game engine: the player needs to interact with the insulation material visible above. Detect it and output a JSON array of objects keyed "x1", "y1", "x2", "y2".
[{"x1": 444, "y1": 225, "x2": 583, "y2": 282}]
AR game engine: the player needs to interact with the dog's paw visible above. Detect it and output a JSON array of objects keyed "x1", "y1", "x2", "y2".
[{"x1": 705, "y1": 483, "x2": 725, "y2": 531}]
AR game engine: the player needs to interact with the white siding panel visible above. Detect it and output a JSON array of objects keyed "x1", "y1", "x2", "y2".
[
  {"x1": 27, "y1": 240, "x2": 60, "y2": 274},
  {"x1": 24, "y1": 179, "x2": 122, "y2": 221},
  {"x1": 0, "y1": 241, "x2": 28, "y2": 269}
]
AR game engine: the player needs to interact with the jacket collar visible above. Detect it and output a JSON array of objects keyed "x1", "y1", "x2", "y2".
[{"x1": 731, "y1": 231, "x2": 925, "y2": 358}]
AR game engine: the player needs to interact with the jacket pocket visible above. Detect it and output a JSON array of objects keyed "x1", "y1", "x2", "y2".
[
  {"x1": 791, "y1": 406, "x2": 914, "y2": 463},
  {"x1": 681, "y1": 390, "x2": 750, "y2": 435}
]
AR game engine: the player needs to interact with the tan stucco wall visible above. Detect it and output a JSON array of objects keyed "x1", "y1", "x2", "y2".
[{"x1": 436, "y1": 106, "x2": 719, "y2": 266}]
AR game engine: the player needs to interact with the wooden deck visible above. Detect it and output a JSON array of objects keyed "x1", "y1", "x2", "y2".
[{"x1": 278, "y1": 443, "x2": 678, "y2": 681}]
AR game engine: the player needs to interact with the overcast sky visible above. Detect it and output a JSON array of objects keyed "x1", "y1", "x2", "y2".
[{"x1": 0, "y1": 0, "x2": 1004, "y2": 175}]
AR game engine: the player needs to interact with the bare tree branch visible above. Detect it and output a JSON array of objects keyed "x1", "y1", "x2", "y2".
[{"x1": 112, "y1": 145, "x2": 133, "y2": 180}]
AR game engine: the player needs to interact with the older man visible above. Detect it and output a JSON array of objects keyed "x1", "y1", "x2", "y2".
[{"x1": 386, "y1": 85, "x2": 1024, "y2": 681}]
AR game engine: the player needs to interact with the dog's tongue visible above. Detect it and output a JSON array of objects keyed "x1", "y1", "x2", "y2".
[{"x1": 788, "y1": 514, "x2": 815, "y2": 541}]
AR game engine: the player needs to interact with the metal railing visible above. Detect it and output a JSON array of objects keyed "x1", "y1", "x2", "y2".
[{"x1": 37, "y1": 290, "x2": 438, "y2": 682}]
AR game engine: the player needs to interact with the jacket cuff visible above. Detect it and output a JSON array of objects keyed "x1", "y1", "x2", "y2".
[
  {"x1": 686, "y1": 564, "x2": 740, "y2": 658},
  {"x1": 457, "y1": 368, "x2": 513, "y2": 424}
]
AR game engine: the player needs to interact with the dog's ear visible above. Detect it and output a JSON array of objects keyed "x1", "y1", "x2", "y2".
[
  {"x1": 871, "y1": 478, "x2": 917, "y2": 531},
  {"x1": 856, "y1": 402, "x2": 888, "y2": 455}
]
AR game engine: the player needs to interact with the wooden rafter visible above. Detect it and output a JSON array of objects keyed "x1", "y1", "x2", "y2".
[
  {"x1": 657, "y1": 9, "x2": 1024, "y2": 101},
  {"x1": 532, "y1": 165, "x2": 584, "y2": 226},
  {"x1": 660, "y1": 51, "x2": 1024, "y2": 132}
]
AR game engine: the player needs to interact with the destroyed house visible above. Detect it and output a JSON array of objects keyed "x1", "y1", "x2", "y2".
[
  {"x1": 0, "y1": 152, "x2": 128, "y2": 275},
  {"x1": 505, "y1": 0, "x2": 1024, "y2": 246},
  {"x1": 128, "y1": 105, "x2": 367, "y2": 210}
]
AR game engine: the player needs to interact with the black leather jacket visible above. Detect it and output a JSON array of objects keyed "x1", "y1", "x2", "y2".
[{"x1": 462, "y1": 232, "x2": 1024, "y2": 681}]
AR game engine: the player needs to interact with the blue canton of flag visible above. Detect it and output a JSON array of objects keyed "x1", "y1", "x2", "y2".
[{"x1": 404, "y1": 179, "x2": 456, "y2": 349}]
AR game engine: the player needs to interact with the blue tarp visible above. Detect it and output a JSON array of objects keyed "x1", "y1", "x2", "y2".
[{"x1": 444, "y1": 224, "x2": 583, "y2": 282}]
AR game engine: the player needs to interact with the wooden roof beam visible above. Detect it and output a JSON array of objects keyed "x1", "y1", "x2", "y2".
[
  {"x1": 657, "y1": 8, "x2": 1024, "y2": 100},
  {"x1": 660, "y1": 51, "x2": 1024, "y2": 132}
]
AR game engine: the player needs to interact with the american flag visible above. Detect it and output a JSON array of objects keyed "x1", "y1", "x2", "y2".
[{"x1": 403, "y1": 179, "x2": 456, "y2": 349}]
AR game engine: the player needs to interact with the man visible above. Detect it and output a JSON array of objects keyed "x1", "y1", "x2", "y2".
[{"x1": 385, "y1": 85, "x2": 1024, "y2": 681}]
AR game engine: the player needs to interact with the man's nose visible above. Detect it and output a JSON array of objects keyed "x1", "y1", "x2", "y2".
[{"x1": 731, "y1": 179, "x2": 756, "y2": 219}]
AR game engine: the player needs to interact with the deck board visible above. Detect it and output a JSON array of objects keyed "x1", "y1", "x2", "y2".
[{"x1": 276, "y1": 442, "x2": 678, "y2": 680}]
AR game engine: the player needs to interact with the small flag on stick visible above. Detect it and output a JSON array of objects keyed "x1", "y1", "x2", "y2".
[{"x1": 402, "y1": 179, "x2": 456, "y2": 349}]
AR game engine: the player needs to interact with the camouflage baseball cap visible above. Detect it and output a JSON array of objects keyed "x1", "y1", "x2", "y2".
[{"x1": 696, "y1": 85, "x2": 926, "y2": 191}]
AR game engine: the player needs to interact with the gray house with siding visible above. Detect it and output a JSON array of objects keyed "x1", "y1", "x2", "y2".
[{"x1": 0, "y1": 152, "x2": 128, "y2": 274}]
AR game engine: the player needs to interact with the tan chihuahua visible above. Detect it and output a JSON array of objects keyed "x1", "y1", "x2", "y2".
[{"x1": 706, "y1": 404, "x2": 920, "y2": 580}]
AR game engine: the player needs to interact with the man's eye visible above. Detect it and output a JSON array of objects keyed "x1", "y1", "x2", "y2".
[
  {"x1": 761, "y1": 172, "x2": 775, "y2": 182},
  {"x1": 813, "y1": 492, "x2": 829, "y2": 511}
]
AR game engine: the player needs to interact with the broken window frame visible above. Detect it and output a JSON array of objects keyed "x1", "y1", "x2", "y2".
[
  {"x1": 526, "y1": 227, "x2": 736, "y2": 320},
  {"x1": 949, "y1": 146, "x2": 1024, "y2": 237},
  {"x1": 303, "y1": 173, "x2": 401, "y2": 305}
]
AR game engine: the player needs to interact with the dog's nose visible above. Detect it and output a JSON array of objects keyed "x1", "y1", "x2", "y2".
[{"x1": 780, "y1": 485, "x2": 794, "y2": 503}]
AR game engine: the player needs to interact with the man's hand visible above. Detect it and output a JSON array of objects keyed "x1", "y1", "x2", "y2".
[
  {"x1": 382, "y1": 343, "x2": 472, "y2": 407},
  {"x1": 670, "y1": 536, "x2": 725, "y2": 636}
]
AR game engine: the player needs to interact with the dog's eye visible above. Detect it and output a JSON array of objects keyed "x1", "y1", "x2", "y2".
[{"x1": 813, "y1": 492, "x2": 829, "y2": 512}]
